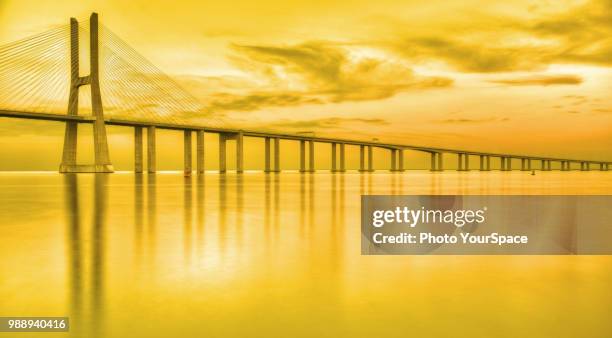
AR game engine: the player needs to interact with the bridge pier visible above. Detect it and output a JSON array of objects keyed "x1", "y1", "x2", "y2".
[
  {"x1": 500, "y1": 157, "x2": 511, "y2": 171},
  {"x1": 236, "y1": 132, "x2": 244, "y2": 173},
  {"x1": 197, "y1": 130, "x2": 205, "y2": 174},
  {"x1": 300, "y1": 140, "x2": 306, "y2": 172},
  {"x1": 430, "y1": 152, "x2": 443, "y2": 171},
  {"x1": 219, "y1": 132, "x2": 243, "y2": 173},
  {"x1": 331, "y1": 143, "x2": 337, "y2": 172},
  {"x1": 219, "y1": 134, "x2": 227, "y2": 173},
  {"x1": 479, "y1": 155, "x2": 484, "y2": 171},
  {"x1": 59, "y1": 13, "x2": 113, "y2": 173},
  {"x1": 340, "y1": 143, "x2": 346, "y2": 172},
  {"x1": 134, "y1": 126, "x2": 143, "y2": 173},
  {"x1": 147, "y1": 126, "x2": 156, "y2": 173},
  {"x1": 308, "y1": 140, "x2": 315, "y2": 172},
  {"x1": 391, "y1": 149, "x2": 397, "y2": 171},
  {"x1": 274, "y1": 137, "x2": 280, "y2": 173},
  {"x1": 264, "y1": 137, "x2": 271, "y2": 173},
  {"x1": 359, "y1": 145, "x2": 366, "y2": 172},
  {"x1": 367, "y1": 146, "x2": 374, "y2": 172},
  {"x1": 457, "y1": 153, "x2": 468, "y2": 171},
  {"x1": 184, "y1": 130, "x2": 192, "y2": 176},
  {"x1": 561, "y1": 161, "x2": 568, "y2": 171},
  {"x1": 390, "y1": 149, "x2": 404, "y2": 172}
]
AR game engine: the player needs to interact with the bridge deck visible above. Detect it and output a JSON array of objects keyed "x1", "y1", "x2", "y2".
[{"x1": 0, "y1": 109, "x2": 609, "y2": 164}]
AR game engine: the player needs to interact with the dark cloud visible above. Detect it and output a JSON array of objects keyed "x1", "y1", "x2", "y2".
[
  {"x1": 222, "y1": 41, "x2": 452, "y2": 110},
  {"x1": 388, "y1": 0, "x2": 612, "y2": 72},
  {"x1": 489, "y1": 74, "x2": 583, "y2": 86},
  {"x1": 395, "y1": 37, "x2": 549, "y2": 73}
]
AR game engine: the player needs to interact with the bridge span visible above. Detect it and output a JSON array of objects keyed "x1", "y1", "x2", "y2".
[
  {"x1": 2, "y1": 107, "x2": 609, "y2": 174},
  {"x1": 0, "y1": 13, "x2": 609, "y2": 174}
]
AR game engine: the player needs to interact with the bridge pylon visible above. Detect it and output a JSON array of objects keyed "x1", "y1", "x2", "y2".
[{"x1": 59, "y1": 13, "x2": 113, "y2": 173}]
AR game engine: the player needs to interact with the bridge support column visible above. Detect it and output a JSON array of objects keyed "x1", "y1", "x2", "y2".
[
  {"x1": 430, "y1": 152, "x2": 438, "y2": 171},
  {"x1": 479, "y1": 155, "x2": 484, "y2": 171},
  {"x1": 398, "y1": 149, "x2": 404, "y2": 171},
  {"x1": 274, "y1": 137, "x2": 280, "y2": 173},
  {"x1": 236, "y1": 131, "x2": 244, "y2": 174},
  {"x1": 331, "y1": 143, "x2": 337, "y2": 172},
  {"x1": 391, "y1": 149, "x2": 397, "y2": 171},
  {"x1": 541, "y1": 159, "x2": 546, "y2": 171},
  {"x1": 367, "y1": 146, "x2": 374, "y2": 172},
  {"x1": 359, "y1": 145, "x2": 365, "y2": 172},
  {"x1": 486, "y1": 156, "x2": 490, "y2": 171},
  {"x1": 430, "y1": 152, "x2": 443, "y2": 171},
  {"x1": 506, "y1": 158, "x2": 512, "y2": 171},
  {"x1": 264, "y1": 137, "x2": 271, "y2": 173},
  {"x1": 521, "y1": 158, "x2": 526, "y2": 171},
  {"x1": 339, "y1": 143, "x2": 346, "y2": 172},
  {"x1": 457, "y1": 153, "x2": 468, "y2": 171},
  {"x1": 219, "y1": 134, "x2": 227, "y2": 173},
  {"x1": 60, "y1": 13, "x2": 113, "y2": 173},
  {"x1": 308, "y1": 140, "x2": 315, "y2": 172},
  {"x1": 299, "y1": 140, "x2": 306, "y2": 172},
  {"x1": 184, "y1": 130, "x2": 192, "y2": 176},
  {"x1": 134, "y1": 127, "x2": 143, "y2": 173},
  {"x1": 147, "y1": 126, "x2": 156, "y2": 173},
  {"x1": 548, "y1": 160, "x2": 552, "y2": 171},
  {"x1": 197, "y1": 130, "x2": 205, "y2": 174}
]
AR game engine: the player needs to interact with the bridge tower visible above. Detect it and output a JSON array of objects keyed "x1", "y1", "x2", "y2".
[{"x1": 59, "y1": 13, "x2": 113, "y2": 173}]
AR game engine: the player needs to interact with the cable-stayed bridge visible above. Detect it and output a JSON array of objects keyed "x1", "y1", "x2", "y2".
[{"x1": 0, "y1": 13, "x2": 609, "y2": 173}]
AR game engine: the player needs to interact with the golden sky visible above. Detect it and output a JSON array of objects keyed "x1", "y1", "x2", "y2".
[{"x1": 0, "y1": 0, "x2": 611, "y2": 170}]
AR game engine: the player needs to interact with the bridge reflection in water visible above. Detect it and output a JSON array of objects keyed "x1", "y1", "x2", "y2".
[{"x1": 0, "y1": 172, "x2": 610, "y2": 338}]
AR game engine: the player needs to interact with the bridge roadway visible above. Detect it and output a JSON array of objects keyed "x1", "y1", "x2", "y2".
[{"x1": 1, "y1": 109, "x2": 610, "y2": 173}]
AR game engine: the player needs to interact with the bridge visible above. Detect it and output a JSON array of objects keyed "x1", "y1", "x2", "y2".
[{"x1": 0, "y1": 13, "x2": 609, "y2": 174}]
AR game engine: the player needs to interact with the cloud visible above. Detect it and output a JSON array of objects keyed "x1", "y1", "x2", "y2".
[
  {"x1": 435, "y1": 117, "x2": 510, "y2": 124},
  {"x1": 393, "y1": 37, "x2": 550, "y2": 73},
  {"x1": 386, "y1": 0, "x2": 612, "y2": 72},
  {"x1": 490, "y1": 74, "x2": 583, "y2": 86},
  {"x1": 222, "y1": 41, "x2": 452, "y2": 109},
  {"x1": 206, "y1": 92, "x2": 323, "y2": 112},
  {"x1": 267, "y1": 117, "x2": 389, "y2": 130}
]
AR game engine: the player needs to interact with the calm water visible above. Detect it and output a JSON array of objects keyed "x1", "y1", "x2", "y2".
[{"x1": 0, "y1": 171, "x2": 611, "y2": 338}]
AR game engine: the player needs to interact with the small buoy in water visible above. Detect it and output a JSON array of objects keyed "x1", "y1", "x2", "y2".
[{"x1": 531, "y1": 170, "x2": 535, "y2": 175}]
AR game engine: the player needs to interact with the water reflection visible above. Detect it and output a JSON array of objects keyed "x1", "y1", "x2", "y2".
[
  {"x1": 196, "y1": 175, "x2": 205, "y2": 257},
  {"x1": 46, "y1": 172, "x2": 612, "y2": 338},
  {"x1": 63, "y1": 174, "x2": 81, "y2": 337},
  {"x1": 64, "y1": 174, "x2": 108, "y2": 338},
  {"x1": 183, "y1": 176, "x2": 192, "y2": 264}
]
